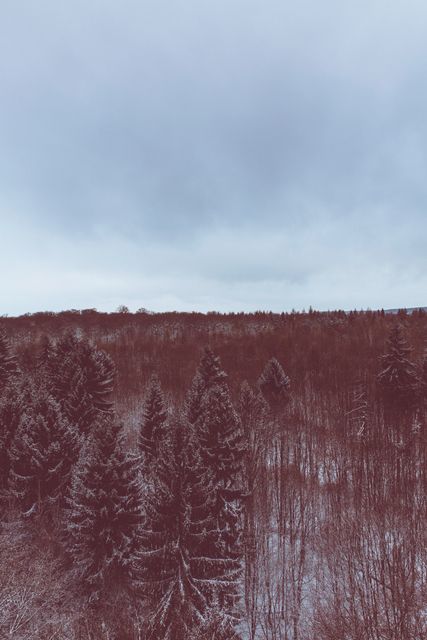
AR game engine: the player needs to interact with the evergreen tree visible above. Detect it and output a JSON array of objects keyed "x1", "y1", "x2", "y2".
[
  {"x1": 258, "y1": 357, "x2": 291, "y2": 411},
  {"x1": 198, "y1": 347, "x2": 228, "y2": 391},
  {"x1": 195, "y1": 383, "x2": 245, "y2": 618},
  {"x1": 186, "y1": 372, "x2": 207, "y2": 426},
  {"x1": 0, "y1": 329, "x2": 17, "y2": 392},
  {"x1": 79, "y1": 340, "x2": 115, "y2": 413},
  {"x1": 186, "y1": 347, "x2": 227, "y2": 425},
  {"x1": 138, "y1": 374, "x2": 168, "y2": 465},
  {"x1": 377, "y1": 323, "x2": 419, "y2": 412},
  {"x1": 0, "y1": 381, "x2": 27, "y2": 496},
  {"x1": 238, "y1": 382, "x2": 268, "y2": 627},
  {"x1": 197, "y1": 384, "x2": 245, "y2": 547},
  {"x1": 9, "y1": 390, "x2": 79, "y2": 518},
  {"x1": 64, "y1": 367, "x2": 98, "y2": 436},
  {"x1": 420, "y1": 351, "x2": 427, "y2": 414},
  {"x1": 65, "y1": 417, "x2": 143, "y2": 601},
  {"x1": 42, "y1": 331, "x2": 115, "y2": 436},
  {"x1": 141, "y1": 417, "x2": 241, "y2": 640}
]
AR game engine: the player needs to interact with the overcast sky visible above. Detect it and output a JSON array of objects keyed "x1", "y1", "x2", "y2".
[{"x1": 1, "y1": 0, "x2": 427, "y2": 315}]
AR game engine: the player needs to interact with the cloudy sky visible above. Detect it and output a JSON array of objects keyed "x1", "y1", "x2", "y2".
[{"x1": 1, "y1": 0, "x2": 427, "y2": 315}]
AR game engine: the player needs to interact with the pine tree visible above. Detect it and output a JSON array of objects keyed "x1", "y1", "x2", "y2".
[
  {"x1": 65, "y1": 417, "x2": 143, "y2": 601},
  {"x1": 0, "y1": 382, "x2": 27, "y2": 496},
  {"x1": 195, "y1": 382, "x2": 245, "y2": 613},
  {"x1": 79, "y1": 341, "x2": 115, "y2": 413},
  {"x1": 64, "y1": 367, "x2": 98, "y2": 436},
  {"x1": 377, "y1": 323, "x2": 419, "y2": 412},
  {"x1": 186, "y1": 373, "x2": 207, "y2": 425},
  {"x1": 140, "y1": 417, "x2": 241, "y2": 640},
  {"x1": 197, "y1": 384, "x2": 245, "y2": 531},
  {"x1": 238, "y1": 382, "x2": 268, "y2": 630},
  {"x1": 198, "y1": 347, "x2": 228, "y2": 391},
  {"x1": 138, "y1": 374, "x2": 168, "y2": 465},
  {"x1": 186, "y1": 347, "x2": 227, "y2": 425},
  {"x1": 0, "y1": 329, "x2": 17, "y2": 392},
  {"x1": 420, "y1": 351, "x2": 427, "y2": 414},
  {"x1": 37, "y1": 334, "x2": 56, "y2": 371},
  {"x1": 186, "y1": 348, "x2": 244, "y2": 618},
  {"x1": 258, "y1": 357, "x2": 291, "y2": 411},
  {"x1": 9, "y1": 390, "x2": 79, "y2": 518},
  {"x1": 42, "y1": 331, "x2": 115, "y2": 436}
]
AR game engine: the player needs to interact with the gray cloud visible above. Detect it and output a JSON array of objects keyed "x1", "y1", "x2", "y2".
[{"x1": 1, "y1": 0, "x2": 427, "y2": 314}]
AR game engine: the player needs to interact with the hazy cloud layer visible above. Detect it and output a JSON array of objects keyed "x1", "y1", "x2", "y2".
[{"x1": 1, "y1": 0, "x2": 427, "y2": 314}]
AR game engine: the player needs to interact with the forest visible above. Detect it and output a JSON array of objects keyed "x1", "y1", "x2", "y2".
[{"x1": 0, "y1": 307, "x2": 426, "y2": 640}]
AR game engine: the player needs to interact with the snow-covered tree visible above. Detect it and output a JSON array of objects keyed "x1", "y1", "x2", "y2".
[
  {"x1": 140, "y1": 417, "x2": 241, "y2": 640},
  {"x1": 41, "y1": 331, "x2": 115, "y2": 436},
  {"x1": 377, "y1": 323, "x2": 419, "y2": 412},
  {"x1": 63, "y1": 368, "x2": 98, "y2": 436},
  {"x1": 138, "y1": 374, "x2": 168, "y2": 466},
  {"x1": 78, "y1": 340, "x2": 115, "y2": 414},
  {"x1": 258, "y1": 357, "x2": 291, "y2": 411},
  {"x1": 0, "y1": 382, "x2": 27, "y2": 496},
  {"x1": 198, "y1": 347, "x2": 228, "y2": 391},
  {"x1": 65, "y1": 416, "x2": 143, "y2": 601},
  {"x1": 0, "y1": 329, "x2": 17, "y2": 392},
  {"x1": 196, "y1": 384, "x2": 245, "y2": 552},
  {"x1": 9, "y1": 391, "x2": 79, "y2": 518},
  {"x1": 186, "y1": 347, "x2": 227, "y2": 425}
]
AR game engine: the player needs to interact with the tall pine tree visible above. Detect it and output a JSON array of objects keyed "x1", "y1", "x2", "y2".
[
  {"x1": 41, "y1": 331, "x2": 115, "y2": 436},
  {"x1": 9, "y1": 390, "x2": 79, "y2": 518},
  {"x1": 377, "y1": 323, "x2": 419, "y2": 412},
  {"x1": 138, "y1": 374, "x2": 168, "y2": 466},
  {"x1": 0, "y1": 381, "x2": 27, "y2": 498},
  {"x1": 196, "y1": 383, "x2": 245, "y2": 555},
  {"x1": 0, "y1": 328, "x2": 17, "y2": 393},
  {"x1": 65, "y1": 416, "x2": 143, "y2": 601},
  {"x1": 186, "y1": 347, "x2": 227, "y2": 425},
  {"x1": 140, "y1": 416, "x2": 241, "y2": 640}
]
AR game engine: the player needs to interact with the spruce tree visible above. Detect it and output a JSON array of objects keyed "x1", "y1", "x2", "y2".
[
  {"x1": 42, "y1": 331, "x2": 115, "y2": 436},
  {"x1": 197, "y1": 384, "x2": 245, "y2": 534},
  {"x1": 238, "y1": 381, "x2": 268, "y2": 626},
  {"x1": 377, "y1": 323, "x2": 419, "y2": 412},
  {"x1": 186, "y1": 348, "x2": 244, "y2": 617},
  {"x1": 79, "y1": 340, "x2": 115, "y2": 413},
  {"x1": 186, "y1": 372, "x2": 206, "y2": 426},
  {"x1": 138, "y1": 374, "x2": 168, "y2": 465},
  {"x1": 0, "y1": 329, "x2": 17, "y2": 392},
  {"x1": 65, "y1": 416, "x2": 143, "y2": 601},
  {"x1": 64, "y1": 367, "x2": 98, "y2": 436},
  {"x1": 186, "y1": 347, "x2": 227, "y2": 425},
  {"x1": 195, "y1": 382, "x2": 245, "y2": 611},
  {"x1": 258, "y1": 357, "x2": 291, "y2": 411},
  {"x1": 140, "y1": 417, "x2": 241, "y2": 640},
  {"x1": 198, "y1": 347, "x2": 228, "y2": 391},
  {"x1": 420, "y1": 351, "x2": 427, "y2": 414},
  {"x1": 0, "y1": 381, "x2": 26, "y2": 496},
  {"x1": 9, "y1": 390, "x2": 79, "y2": 518}
]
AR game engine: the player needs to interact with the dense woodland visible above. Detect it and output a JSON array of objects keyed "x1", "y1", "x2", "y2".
[{"x1": 1, "y1": 307, "x2": 427, "y2": 639}]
